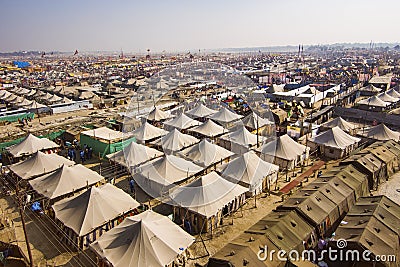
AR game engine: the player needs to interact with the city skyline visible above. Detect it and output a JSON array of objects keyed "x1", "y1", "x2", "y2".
[{"x1": 1, "y1": 0, "x2": 399, "y2": 53}]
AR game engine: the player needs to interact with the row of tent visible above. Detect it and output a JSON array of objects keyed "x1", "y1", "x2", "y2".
[{"x1": 357, "y1": 88, "x2": 400, "y2": 111}]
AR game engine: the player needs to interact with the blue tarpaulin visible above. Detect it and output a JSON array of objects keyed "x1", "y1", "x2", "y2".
[{"x1": 13, "y1": 61, "x2": 30, "y2": 68}]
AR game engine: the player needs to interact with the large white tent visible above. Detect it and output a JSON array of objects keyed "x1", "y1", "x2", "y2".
[
  {"x1": 179, "y1": 139, "x2": 234, "y2": 168},
  {"x1": 52, "y1": 183, "x2": 140, "y2": 238},
  {"x1": 362, "y1": 124, "x2": 400, "y2": 141},
  {"x1": 377, "y1": 92, "x2": 398, "y2": 103},
  {"x1": 8, "y1": 151, "x2": 75, "y2": 180},
  {"x1": 219, "y1": 126, "x2": 264, "y2": 154},
  {"x1": 357, "y1": 96, "x2": 390, "y2": 109},
  {"x1": 163, "y1": 113, "x2": 200, "y2": 130},
  {"x1": 131, "y1": 122, "x2": 168, "y2": 143},
  {"x1": 242, "y1": 112, "x2": 273, "y2": 130},
  {"x1": 308, "y1": 126, "x2": 360, "y2": 159},
  {"x1": 170, "y1": 172, "x2": 247, "y2": 218},
  {"x1": 189, "y1": 119, "x2": 228, "y2": 138},
  {"x1": 386, "y1": 88, "x2": 400, "y2": 99},
  {"x1": 106, "y1": 141, "x2": 163, "y2": 168},
  {"x1": 320, "y1": 117, "x2": 357, "y2": 133},
  {"x1": 208, "y1": 107, "x2": 243, "y2": 124},
  {"x1": 219, "y1": 151, "x2": 279, "y2": 194},
  {"x1": 90, "y1": 210, "x2": 195, "y2": 267},
  {"x1": 257, "y1": 134, "x2": 309, "y2": 170},
  {"x1": 7, "y1": 134, "x2": 59, "y2": 158},
  {"x1": 186, "y1": 103, "x2": 217, "y2": 118},
  {"x1": 152, "y1": 129, "x2": 199, "y2": 153},
  {"x1": 29, "y1": 164, "x2": 104, "y2": 201},
  {"x1": 147, "y1": 106, "x2": 173, "y2": 121}
]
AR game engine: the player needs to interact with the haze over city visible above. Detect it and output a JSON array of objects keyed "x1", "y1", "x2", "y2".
[{"x1": 1, "y1": 0, "x2": 400, "y2": 52}]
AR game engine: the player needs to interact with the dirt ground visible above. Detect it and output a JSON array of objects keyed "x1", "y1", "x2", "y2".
[{"x1": 375, "y1": 171, "x2": 400, "y2": 205}]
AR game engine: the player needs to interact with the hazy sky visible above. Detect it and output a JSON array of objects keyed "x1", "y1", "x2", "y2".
[{"x1": 1, "y1": 0, "x2": 399, "y2": 52}]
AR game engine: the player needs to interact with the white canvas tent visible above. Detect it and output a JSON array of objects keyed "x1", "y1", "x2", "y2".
[
  {"x1": 106, "y1": 141, "x2": 163, "y2": 168},
  {"x1": 257, "y1": 134, "x2": 309, "y2": 170},
  {"x1": 8, "y1": 151, "x2": 75, "y2": 180},
  {"x1": 169, "y1": 171, "x2": 247, "y2": 233},
  {"x1": 131, "y1": 122, "x2": 168, "y2": 143},
  {"x1": 319, "y1": 117, "x2": 357, "y2": 133},
  {"x1": 147, "y1": 106, "x2": 173, "y2": 121},
  {"x1": 208, "y1": 107, "x2": 243, "y2": 124},
  {"x1": 186, "y1": 103, "x2": 217, "y2": 118},
  {"x1": 377, "y1": 92, "x2": 398, "y2": 103},
  {"x1": 29, "y1": 164, "x2": 104, "y2": 201},
  {"x1": 52, "y1": 183, "x2": 140, "y2": 242},
  {"x1": 90, "y1": 210, "x2": 195, "y2": 267},
  {"x1": 386, "y1": 88, "x2": 400, "y2": 98},
  {"x1": 218, "y1": 126, "x2": 264, "y2": 154},
  {"x1": 179, "y1": 139, "x2": 234, "y2": 168},
  {"x1": 152, "y1": 129, "x2": 199, "y2": 153},
  {"x1": 189, "y1": 119, "x2": 228, "y2": 138},
  {"x1": 219, "y1": 151, "x2": 279, "y2": 194},
  {"x1": 242, "y1": 112, "x2": 273, "y2": 130},
  {"x1": 163, "y1": 113, "x2": 200, "y2": 130},
  {"x1": 357, "y1": 96, "x2": 390, "y2": 109},
  {"x1": 308, "y1": 126, "x2": 360, "y2": 159},
  {"x1": 362, "y1": 124, "x2": 400, "y2": 141},
  {"x1": 7, "y1": 134, "x2": 59, "y2": 158},
  {"x1": 81, "y1": 127, "x2": 128, "y2": 142}
]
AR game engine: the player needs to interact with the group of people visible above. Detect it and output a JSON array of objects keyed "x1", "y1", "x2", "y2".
[
  {"x1": 66, "y1": 142, "x2": 93, "y2": 163},
  {"x1": 17, "y1": 116, "x2": 32, "y2": 126}
]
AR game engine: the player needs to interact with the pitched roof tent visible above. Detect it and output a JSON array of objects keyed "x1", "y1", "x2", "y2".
[{"x1": 7, "y1": 133, "x2": 59, "y2": 157}]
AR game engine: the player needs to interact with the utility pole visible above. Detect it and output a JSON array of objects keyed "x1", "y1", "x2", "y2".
[{"x1": 16, "y1": 184, "x2": 34, "y2": 267}]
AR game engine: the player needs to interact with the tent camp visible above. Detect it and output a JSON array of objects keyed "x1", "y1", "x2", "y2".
[
  {"x1": 185, "y1": 103, "x2": 217, "y2": 119},
  {"x1": 90, "y1": 210, "x2": 195, "y2": 267},
  {"x1": 163, "y1": 113, "x2": 200, "y2": 130},
  {"x1": 80, "y1": 127, "x2": 134, "y2": 157},
  {"x1": 169, "y1": 171, "x2": 247, "y2": 234},
  {"x1": 308, "y1": 126, "x2": 360, "y2": 159},
  {"x1": 208, "y1": 107, "x2": 243, "y2": 124},
  {"x1": 52, "y1": 183, "x2": 140, "y2": 248},
  {"x1": 8, "y1": 151, "x2": 74, "y2": 180},
  {"x1": 218, "y1": 126, "x2": 264, "y2": 154},
  {"x1": 29, "y1": 164, "x2": 104, "y2": 203},
  {"x1": 147, "y1": 106, "x2": 173, "y2": 121},
  {"x1": 219, "y1": 151, "x2": 279, "y2": 195},
  {"x1": 362, "y1": 123, "x2": 400, "y2": 141},
  {"x1": 133, "y1": 155, "x2": 203, "y2": 197},
  {"x1": 6, "y1": 133, "x2": 59, "y2": 158},
  {"x1": 189, "y1": 119, "x2": 228, "y2": 138},
  {"x1": 319, "y1": 117, "x2": 357, "y2": 133},
  {"x1": 131, "y1": 122, "x2": 168, "y2": 143},
  {"x1": 178, "y1": 139, "x2": 234, "y2": 169},
  {"x1": 257, "y1": 134, "x2": 309, "y2": 170},
  {"x1": 357, "y1": 96, "x2": 390, "y2": 111},
  {"x1": 152, "y1": 129, "x2": 199, "y2": 153},
  {"x1": 377, "y1": 92, "x2": 398, "y2": 103},
  {"x1": 106, "y1": 140, "x2": 163, "y2": 168}
]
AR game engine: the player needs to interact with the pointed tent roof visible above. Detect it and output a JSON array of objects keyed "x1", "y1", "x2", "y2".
[
  {"x1": 135, "y1": 154, "x2": 203, "y2": 185},
  {"x1": 22, "y1": 100, "x2": 47, "y2": 109},
  {"x1": 377, "y1": 92, "x2": 398, "y2": 103},
  {"x1": 189, "y1": 119, "x2": 228, "y2": 137},
  {"x1": 163, "y1": 113, "x2": 200, "y2": 130},
  {"x1": 16, "y1": 98, "x2": 33, "y2": 107},
  {"x1": 219, "y1": 126, "x2": 264, "y2": 147},
  {"x1": 29, "y1": 164, "x2": 104, "y2": 200},
  {"x1": 131, "y1": 122, "x2": 168, "y2": 142},
  {"x1": 219, "y1": 151, "x2": 279, "y2": 190},
  {"x1": 310, "y1": 126, "x2": 360, "y2": 149},
  {"x1": 320, "y1": 117, "x2": 357, "y2": 132},
  {"x1": 7, "y1": 134, "x2": 59, "y2": 157},
  {"x1": 358, "y1": 96, "x2": 389, "y2": 108},
  {"x1": 153, "y1": 129, "x2": 199, "y2": 152},
  {"x1": 208, "y1": 107, "x2": 243, "y2": 123},
  {"x1": 52, "y1": 183, "x2": 140, "y2": 237},
  {"x1": 179, "y1": 139, "x2": 234, "y2": 167},
  {"x1": 62, "y1": 96, "x2": 74, "y2": 103},
  {"x1": 386, "y1": 88, "x2": 400, "y2": 98},
  {"x1": 0, "y1": 90, "x2": 11, "y2": 99},
  {"x1": 90, "y1": 210, "x2": 195, "y2": 267},
  {"x1": 169, "y1": 171, "x2": 247, "y2": 218},
  {"x1": 363, "y1": 124, "x2": 400, "y2": 141},
  {"x1": 242, "y1": 112, "x2": 273, "y2": 129},
  {"x1": 106, "y1": 141, "x2": 163, "y2": 168},
  {"x1": 147, "y1": 106, "x2": 173, "y2": 121},
  {"x1": 360, "y1": 84, "x2": 382, "y2": 93},
  {"x1": 186, "y1": 103, "x2": 217, "y2": 118},
  {"x1": 257, "y1": 134, "x2": 307, "y2": 161},
  {"x1": 47, "y1": 94, "x2": 63, "y2": 103},
  {"x1": 8, "y1": 151, "x2": 75, "y2": 180}
]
